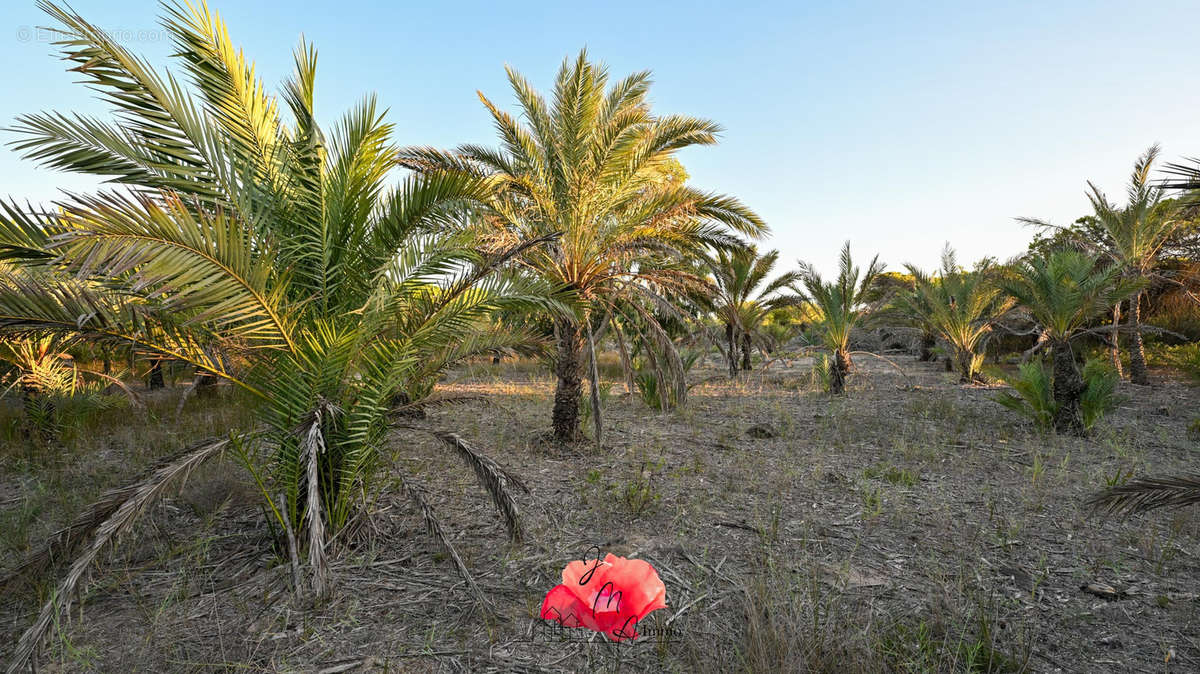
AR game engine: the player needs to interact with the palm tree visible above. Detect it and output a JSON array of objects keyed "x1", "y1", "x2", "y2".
[
  {"x1": 1084, "y1": 147, "x2": 1180, "y2": 384},
  {"x1": 398, "y1": 51, "x2": 765, "y2": 442},
  {"x1": 896, "y1": 247, "x2": 1014, "y2": 383},
  {"x1": 705, "y1": 247, "x2": 801, "y2": 376},
  {"x1": 996, "y1": 249, "x2": 1140, "y2": 435},
  {"x1": 1024, "y1": 146, "x2": 1181, "y2": 384},
  {"x1": 796, "y1": 242, "x2": 885, "y2": 394},
  {"x1": 0, "y1": 3, "x2": 557, "y2": 668}
]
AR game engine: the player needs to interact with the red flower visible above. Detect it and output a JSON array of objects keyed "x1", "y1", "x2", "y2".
[{"x1": 539, "y1": 553, "x2": 668, "y2": 642}]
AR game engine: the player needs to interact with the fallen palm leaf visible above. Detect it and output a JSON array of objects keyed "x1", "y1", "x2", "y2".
[{"x1": 1088, "y1": 474, "x2": 1200, "y2": 517}]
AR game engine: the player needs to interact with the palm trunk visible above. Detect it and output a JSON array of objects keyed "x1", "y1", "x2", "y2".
[
  {"x1": 552, "y1": 318, "x2": 584, "y2": 443},
  {"x1": 1051, "y1": 340, "x2": 1085, "y2": 435},
  {"x1": 918, "y1": 332, "x2": 936, "y2": 361},
  {"x1": 614, "y1": 320, "x2": 634, "y2": 396},
  {"x1": 585, "y1": 321, "x2": 602, "y2": 448},
  {"x1": 830, "y1": 348, "x2": 851, "y2": 394},
  {"x1": 1109, "y1": 302, "x2": 1123, "y2": 378},
  {"x1": 956, "y1": 349, "x2": 975, "y2": 383},
  {"x1": 725, "y1": 323, "x2": 738, "y2": 378},
  {"x1": 1128, "y1": 291, "x2": 1149, "y2": 385},
  {"x1": 147, "y1": 359, "x2": 165, "y2": 390},
  {"x1": 196, "y1": 372, "x2": 219, "y2": 398},
  {"x1": 740, "y1": 333, "x2": 752, "y2": 371}
]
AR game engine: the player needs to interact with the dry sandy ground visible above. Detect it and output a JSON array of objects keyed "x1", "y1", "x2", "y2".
[{"x1": 1, "y1": 356, "x2": 1198, "y2": 672}]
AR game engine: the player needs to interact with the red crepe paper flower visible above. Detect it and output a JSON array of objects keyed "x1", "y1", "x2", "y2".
[{"x1": 539, "y1": 553, "x2": 668, "y2": 641}]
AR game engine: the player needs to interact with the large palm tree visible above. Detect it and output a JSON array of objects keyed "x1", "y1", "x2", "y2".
[
  {"x1": 896, "y1": 247, "x2": 1014, "y2": 383},
  {"x1": 997, "y1": 249, "x2": 1139, "y2": 435},
  {"x1": 705, "y1": 247, "x2": 801, "y2": 376},
  {"x1": 1024, "y1": 146, "x2": 1181, "y2": 384},
  {"x1": 1084, "y1": 147, "x2": 1180, "y2": 384},
  {"x1": 399, "y1": 51, "x2": 765, "y2": 443},
  {"x1": 796, "y1": 242, "x2": 885, "y2": 394},
  {"x1": 0, "y1": 3, "x2": 556, "y2": 668}
]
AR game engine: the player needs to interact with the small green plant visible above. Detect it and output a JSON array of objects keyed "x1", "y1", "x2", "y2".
[
  {"x1": 634, "y1": 369, "x2": 666, "y2": 410},
  {"x1": 580, "y1": 380, "x2": 613, "y2": 435},
  {"x1": 811, "y1": 352, "x2": 833, "y2": 392},
  {"x1": 1103, "y1": 466, "x2": 1133, "y2": 488},
  {"x1": 1080, "y1": 358, "x2": 1121, "y2": 429},
  {"x1": 863, "y1": 462, "x2": 919, "y2": 487},
  {"x1": 994, "y1": 357, "x2": 1122, "y2": 433},
  {"x1": 633, "y1": 348, "x2": 702, "y2": 411},
  {"x1": 605, "y1": 450, "x2": 665, "y2": 519},
  {"x1": 994, "y1": 360, "x2": 1054, "y2": 432},
  {"x1": 862, "y1": 487, "x2": 884, "y2": 519},
  {"x1": 1029, "y1": 453, "x2": 1045, "y2": 485}
]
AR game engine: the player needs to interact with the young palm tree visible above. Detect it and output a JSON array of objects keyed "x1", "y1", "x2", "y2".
[
  {"x1": 896, "y1": 247, "x2": 1014, "y2": 383},
  {"x1": 796, "y1": 242, "x2": 885, "y2": 394},
  {"x1": 0, "y1": 3, "x2": 557, "y2": 668},
  {"x1": 705, "y1": 247, "x2": 801, "y2": 376},
  {"x1": 1024, "y1": 146, "x2": 1181, "y2": 384},
  {"x1": 399, "y1": 51, "x2": 765, "y2": 442},
  {"x1": 996, "y1": 249, "x2": 1140, "y2": 435}
]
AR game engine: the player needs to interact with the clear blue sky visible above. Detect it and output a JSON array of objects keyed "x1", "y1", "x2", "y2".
[{"x1": 1, "y1": 0, "x2": 1197, "y2": 275}]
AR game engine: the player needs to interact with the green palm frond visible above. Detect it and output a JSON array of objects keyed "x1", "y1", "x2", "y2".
[
  {"x1": 797, "y1": 241, "x2": 885, "y2": 353},
  {"x1": 997, "y1": 248, "x2": 1141, "y2": 341},
  {"x1": 50, "y1": 190, "x2": 294, "y2": 351},
  {"x1": 896, "y1": 246, "x2": 1014, "y2": 381}
]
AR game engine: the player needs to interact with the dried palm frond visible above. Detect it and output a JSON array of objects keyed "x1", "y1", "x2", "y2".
[
  {"x1": 388, "y1": 393, "x2": 485, "y2": 417},
  {"x1": 6, "y1": 436, "x2": 230, "y2": 674},
  {"x1": 398, "y1": 426, "x2": 527, "y2": 542},
  {"x1": 396, "y1": 474, "x2": 489, "y2": 610},
  {"x1": 77, "y1": 367, "x2": 146, "y2": 412},
  {"x1": 1088, "y1": 475, "x2": 1200, "y2": 517},
  {"x1": 0, "y1": 484, "x2": 136, "y2": 594},
  {"x1": 296, "y1": 399, "x2": 336, "y2": 598}
]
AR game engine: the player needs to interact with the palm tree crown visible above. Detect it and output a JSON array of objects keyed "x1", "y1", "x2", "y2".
[
  {"x1": 796, "y1": 242, "x2": 885, "y2": 393},
  {"x1": 897, "y1": 246, "x2": 1014, "y2": 382},
  {"x1": 399, "y1": 50, "x2": 765, "y2": 441},
  {"x1": 706, "y1": 246, "x2": 801, "y2": 374},
  {"x1": 998, "y1": 250, "x2": 1136, "y2": 343}
]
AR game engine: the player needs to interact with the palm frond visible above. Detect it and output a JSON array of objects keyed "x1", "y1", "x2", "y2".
[
  {"x1": 396, "y1": 474, "x2": 489, "y2": 609},
  {"x1": 6, "y1": 436, "x2": 231, "y2": 674},
  {"x1": 1088, "y1": 475, "x2": 1200, "y2": 517}
]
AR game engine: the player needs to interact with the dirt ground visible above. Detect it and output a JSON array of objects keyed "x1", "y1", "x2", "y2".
[{"x1": 1, "y1": 355, "x2": 1198, "y2": 672}]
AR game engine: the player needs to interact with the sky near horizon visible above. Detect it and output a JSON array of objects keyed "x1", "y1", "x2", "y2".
[{"x1": 0, "y1": 0, "x2": 1197, "y2": 276}]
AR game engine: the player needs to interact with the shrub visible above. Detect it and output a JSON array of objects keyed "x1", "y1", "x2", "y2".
[
  {"x1": 1151, "y1": 342, "x2": 1200, "y2": 382},
  {"x1": 633, "y1": 348, "x2": 701, "y2": 411},
  {"x1": 995, "y1": 361, "x2": 1055, "y2": 432},
  {"x1": 635, "y1": 369, "x2": 668, "y2": 410},
  {"x1": 811, "y1": 352, "x2": 833, "y2": 392},
  {"x1": 995, "y1": 358, "x2": 1122, "y2": 433},
  {"x1": 1080, "y1": 359, "x2": 1121, "y2": 429}
]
